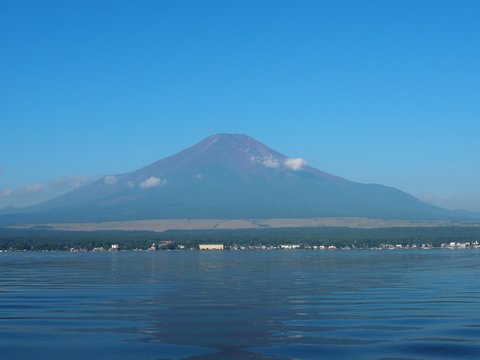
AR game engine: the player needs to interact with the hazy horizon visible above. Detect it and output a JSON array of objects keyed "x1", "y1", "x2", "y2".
[{"x1": 1, "y1": 1, "x2": 479, "y2": 212}]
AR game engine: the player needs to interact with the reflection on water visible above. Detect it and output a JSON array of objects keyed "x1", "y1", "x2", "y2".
[{"x1": 1, "y1": 250, "x2": 480, "y2": 359}]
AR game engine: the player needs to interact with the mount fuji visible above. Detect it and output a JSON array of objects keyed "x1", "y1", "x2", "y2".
[{"x1": 0, "y1": 134, "x2": 473, "y2": 224}]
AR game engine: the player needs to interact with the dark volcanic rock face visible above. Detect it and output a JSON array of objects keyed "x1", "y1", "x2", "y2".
[{"x1": 0, "y1": 134, "x2": 466, "y2": 223}]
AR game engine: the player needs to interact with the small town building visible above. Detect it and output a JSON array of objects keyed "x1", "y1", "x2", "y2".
[
  {"x1": 199, "y1": 244, "x2": 224, "y2": 250},
  {"x1": 280, "y1": 244, "x2": 301, "y2": 250}
]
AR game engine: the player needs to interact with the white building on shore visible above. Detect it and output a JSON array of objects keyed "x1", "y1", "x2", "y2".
[{"x1": 199, "y1": 244, "x2": 224, "y2": 250}]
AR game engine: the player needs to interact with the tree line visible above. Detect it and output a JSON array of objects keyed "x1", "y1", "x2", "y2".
[{"x1": 1, "y1": 226, "x2": 480, "y2": 251}]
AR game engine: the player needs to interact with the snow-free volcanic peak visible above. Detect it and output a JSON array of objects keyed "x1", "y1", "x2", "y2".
[{"x1": 0, "y1": 134, "x2": 469, "y2": 224}]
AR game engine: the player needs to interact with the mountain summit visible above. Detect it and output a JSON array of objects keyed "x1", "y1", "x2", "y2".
[{"x1": 0, "y1": 134, "x2": 468, "y2": 223}]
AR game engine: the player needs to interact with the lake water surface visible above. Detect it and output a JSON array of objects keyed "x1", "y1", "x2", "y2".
[{"x1": 1, "y1": 250, "x2": 480, "y2": 359}]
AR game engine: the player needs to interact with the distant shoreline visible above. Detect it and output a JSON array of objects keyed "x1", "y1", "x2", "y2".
[
  {"x1": 1, "y1": 246, "x2": 479, "y2": 253},
  {"x1": 2, "y1": 223, "x2": 480, "y2": 252}
]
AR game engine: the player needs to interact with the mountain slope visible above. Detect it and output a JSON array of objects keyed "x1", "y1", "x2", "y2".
[{"x1": 0, "y1": 134, "x2": 472, "y2": 224}]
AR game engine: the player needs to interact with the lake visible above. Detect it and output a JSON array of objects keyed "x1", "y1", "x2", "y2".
[{"x1": 1, "y1": 250, "x2": 480, "y2": 359}]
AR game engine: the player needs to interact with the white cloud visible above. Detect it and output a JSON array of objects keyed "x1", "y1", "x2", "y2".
[
  {"x1": 1, "y1": 175, "x2": 90, "y2": 208},
  {"x1": 104, "y1": 175, "x2": 118, "y2": 186},
  {"x1": 284, "y1": 158, "x2": 306, "y2": 171},
  {"x1": 140, "y1": 176, "x2": 167, "y2": 189},
  {"x1": 24, "y1": 184, "x2": 45, "y2": 194},
  {"x1": 73, "y1": 176, "x2": 89, "y2": 188},
  {"x1": 262, "y1": 157, "x2": 279, "y2": 168},
  {"x1": 127, "y1": 181, "x2": 135, "y2": 188},
  {"x1": 51, "y1": 175, "x2": 90, "y2": 190},
  {"x1": 0, "y1": 189, "x2": 13, "y2": 197},
  {"x1": 250, "y1": 155, "x2": 281, "y2": 169}
]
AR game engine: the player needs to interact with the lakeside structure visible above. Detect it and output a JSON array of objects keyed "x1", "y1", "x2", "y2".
[{"x1": 199, "y1": 244, "x2": 224, "y2": 250}]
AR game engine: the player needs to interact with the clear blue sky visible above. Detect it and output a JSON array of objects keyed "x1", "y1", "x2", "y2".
[{"x1": 1, "y1": 0, "x2": 479, "y2": 211}]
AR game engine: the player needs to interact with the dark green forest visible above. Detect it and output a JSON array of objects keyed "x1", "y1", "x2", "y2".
[{"x1": 1, "y1": 226, "x2": 480, "y2": 251}]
